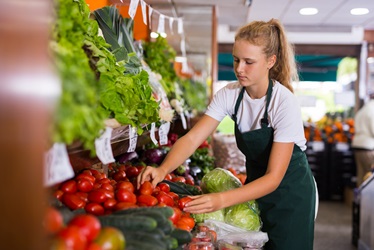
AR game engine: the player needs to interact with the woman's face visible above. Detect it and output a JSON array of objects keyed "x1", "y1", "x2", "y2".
[{"x1": 232, "y1": 39, "x2": 275, "y2": 88}]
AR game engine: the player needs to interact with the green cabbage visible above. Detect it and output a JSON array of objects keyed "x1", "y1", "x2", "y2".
[
  {"x1": 191, "y1": 209, "x2": 225, "y2": 223},
  {"x1": 224, "y1": 201, "x2": 262, "y2": 231},
  {"x1": 200, "y1": 168, "x2": 242, "y2": 193}
]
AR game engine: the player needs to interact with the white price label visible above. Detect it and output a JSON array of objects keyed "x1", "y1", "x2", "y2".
[
  {"x1": 159, "y1": 122, "x2": 170, "y2": 145},
  {"x1": 150, "y1": 122, "x2": 158, "y2": 145},
  {"x1": 169, "y1": 17, "x2": 174, "y2": 34},
  {"x1": 148, "y1": 7, "x2": 153, "y2": 26},
  {"x1": 95, "y1": 127, "x2": 115, "y2": 165},
  {"x1": 336, "y1": 142, "x2": 349, "y2": 152},
  {"x1": 44, "y1": 143, "x2": 74, "y2": 187},
  {"x1": 178, "y1": 18, "x2": 183, "y2": 34},
  {"x1": 140, "y1": 0, "x2": 147, "y2": 25},
  {"x1": 128, "y1": 0, "x2": 139, "y2": 19},
  {"x1": 127, "y1": 126, "x2": 138, "y2": 152},
  {"x1": 157, "y1": 14, "x2": 165, "y2": 34},
  {"x1": 180, "y1": 112, "x2": 187, "y2": 130}
]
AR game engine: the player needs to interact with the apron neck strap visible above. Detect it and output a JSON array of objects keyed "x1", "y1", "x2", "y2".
[{"x1": 260, "y1": 78, "x2": 273, "y2": 128}]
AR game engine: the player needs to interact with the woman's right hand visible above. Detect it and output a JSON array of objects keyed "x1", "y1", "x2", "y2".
[{"x1": 137, "y1": 166, "x2": 167, "y2": 189}]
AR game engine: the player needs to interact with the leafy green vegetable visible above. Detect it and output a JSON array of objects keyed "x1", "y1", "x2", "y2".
[
  {"x1": 191, "y1": 209, "x2": 225, "y2": 224},
  {"x1": 200, "y1": 168, "x2": 241, "y2": 193},
  {"x1": 224, "y1": 201, "x2": 262, "y2": 231},
  {"x1": 179, "y1": 78, "x2": 208, "y2": 113}
]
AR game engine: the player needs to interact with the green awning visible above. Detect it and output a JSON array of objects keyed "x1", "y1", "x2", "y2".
[{"x1": 218, "y1": 53, "x2": 344, "y2": 82}]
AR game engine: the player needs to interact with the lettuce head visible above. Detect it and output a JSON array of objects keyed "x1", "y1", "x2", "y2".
[
  {"x1": 191, "y1": 209, "x2": 225, "y2": 223},
  {"x1": 224, "y1": 201, "x2": 262, "y2": 231},
  {"x1": 200, "y1": 168, "x2": 242, "y2": 193}
]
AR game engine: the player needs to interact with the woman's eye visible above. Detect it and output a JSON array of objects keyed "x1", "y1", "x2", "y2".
[{"x1": 245, "y1": 61, "x2": 253, "y2": 65}]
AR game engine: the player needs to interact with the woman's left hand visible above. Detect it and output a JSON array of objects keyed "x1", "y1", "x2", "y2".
[{"x1": 183, "y1": 193, "x2": 224, "y2": 214}]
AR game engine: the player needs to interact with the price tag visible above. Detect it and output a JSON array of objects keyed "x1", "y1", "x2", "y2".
[
  {"x1": 128, "y1": 0, "x2": 139, "y2": 20},
  {"x1": 157, "y1": 14, "x2": 165, "y2": 34},
  {"x1": 159, "y1": 122, "x2": 170, "y2": 145},
  {"x1": 150, "y1": 122, "x2": 158, "y2": 145},
  {"x1": 95, "y1": 127, "x2": 115, "y2": 165},
  {"x1": 312, "y1": 141, "x2": 325, "y2": 152},
  {"x1": 148, "y1": 7, "x2": 153, "y2": 26},
  {"x1": 178, "y1": 18, "x2": 183, "y2": 34},
  {"x1": 44, "y1": 143, "x2": 74, "y2": 187},
  {"x1": 127, "y1": 126, "x2": 138, "y2": 152},
  {"x1": 169, "y1": 17, "x2": 174, "y2": 34},
  {"x1": 140, "y1": 0, "x2": 147, "y2": 25},
  {"x1": 180, "y1": 112, "x2": 187, "y2": 130},
  {"x1": 336, "y1": 142, "x2": 349, "y2": 152}
]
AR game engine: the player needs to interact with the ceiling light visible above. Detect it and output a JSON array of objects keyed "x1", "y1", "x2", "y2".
[
  {"x1": 350, "y1": 8, "x2": 369, "y2": 15},
  {"x1": 299, "y1": 8, "x2": 318, "y2": 16}
]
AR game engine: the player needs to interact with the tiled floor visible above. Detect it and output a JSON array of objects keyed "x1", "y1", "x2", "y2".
[{"x1": 314, "y1": 201, "x2": 357, "y2": 250}]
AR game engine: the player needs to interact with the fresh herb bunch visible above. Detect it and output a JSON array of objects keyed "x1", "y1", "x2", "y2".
[{"x1": 179, "y1": 78, "x2": 208, "y2": 113}]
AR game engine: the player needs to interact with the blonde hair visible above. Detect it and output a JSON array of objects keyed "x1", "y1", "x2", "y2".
[{"x1": 235, "y1": 19, "x2": 298, "y2": 92}]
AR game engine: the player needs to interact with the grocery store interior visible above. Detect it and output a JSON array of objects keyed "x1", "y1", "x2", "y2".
[{"x1": 1, "y1": 0, "x2": 374, "y2": 249}]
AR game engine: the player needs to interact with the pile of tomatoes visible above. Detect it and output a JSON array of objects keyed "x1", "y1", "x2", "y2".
[
  {"x1": 54, "y1": 164, "x2": 196, "y2": 231},
  {"x1": 44, "y1": 207, "x2": 125, "y2": 250}
]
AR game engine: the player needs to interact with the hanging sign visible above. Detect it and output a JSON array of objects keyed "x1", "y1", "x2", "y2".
[
  {"x1": 169, "y1": 17, "x2": 174, "y2": 34},
  {"x1": 44, "y1": 143, "x2": 74, "y2": 187},
  {"x1": 159, "y1": 122, "x2": 170, "y2": 145},
  {"x1": 95, "y1": 127, "x2": 115, "y2": 165},
  {"x1": 140, "y1": 0, "x2": 147, "y2": 25},
  {"x1": 128, "y1": 0, "x2": 140, "y2": 20},
  {"x1": 178, "y1": 18, "x2": 183, "y2": 34},
  {"x1": 150, "y1": 122, "x2": 158, "y2": 145},
  {"x1": 157, "y1": 14, "x2": 165, "y2": 34}
]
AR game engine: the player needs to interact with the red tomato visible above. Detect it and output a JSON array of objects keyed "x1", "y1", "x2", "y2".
[
  {"x1": 116, "y1": 181, "x2": 134, "y2": 193},
  {"x1": 185, "y1": 175, "x2": 195, "y2": 186},
  {"x1": 44, "y1": 206, "x2": 64, "y2": 234},
  {"x1": 101, "y1": 183, "x2": 114, "y2": 192},
  {"x1": 135, "y1": 165, "x2": 145, "y2": 174},
  {"x1": 76, "y1": 192, "x2": 88, "y2": 203},
  {"x1": 139, "y1": 181, "x2": 154, "y2": 195},
  {"x1": 115, "y1": 189, "x2": 136, "y2": 204},
  {"x1": 88, "y1": 190, "x2": 108, "y2": 204},
  {"x1": 68, "y1": 214, "x2": 101, "y2": 242},
  {"x1": 84, "y1": 203, "x2": 105, "y2": 216},
  {"x1": 172, "y1": 176, "x2": 186, "y2": 184},
  {"x1": 62, "y1": 193, "x2": 86, "y2": 210},
  {"x1": 168, "y1": 192, "x2": 179, "y2": 201},
  {"x1": 75, "y1": 173, "x2": 96, "y2": 184},
  {"x1": 178, "y1": 197, "x2": 193, "y2": 210},
  {"x1": 101, "y1": 189, "x2": 114, "y2": 200},
  {"x1": 152, "y1": 186, "x2": 161, "y2": 196},
  {"x1": 157, "y1": 183, "x2": 170, "y2": 193},
  {"x1": 125, "y1": 166, "x2": 139, "y2": 178},
  {"x1": 103, "y1": 198, "x2": 117, "y2": 210},
  {"x1": 77, "y1": 179, "x2": 94, "y2": 193},
  {"x1": 58, "y1": 225, "x2": 87, "y2": 250},
  {"x1": 164, "y1": 173, "x2": 173, "y2": 181},
  {"x1": 112, "y1": 170, "x2": 127, "y2": 182},
  {"x1": 169, "y1": 207, "x2": 182, "y2": 225},
  {"x1": 60, "y1": 180, "x2": 78, "y2": 194},
  {"x1": 137, "y1": 194, "x2": 158, "y2": 207},
  {"x1": 178, "y1": 216, "x2": 195, "y2": 229},
  {"x1": 114, "y1": 202, "x2": 138, "y2": 211},
  {"x1": 97, "y1": 178, "x2": 111, "y2": 185},
  {"x1": 54, "y1": 190, "x2": 64, "y2": 201},
  {"x1": 156, "y1": 191, "x2": 174, "y2": 207}
]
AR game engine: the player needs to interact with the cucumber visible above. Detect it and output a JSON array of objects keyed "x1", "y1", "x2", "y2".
[
  {"x1": 98, "y1": 214, "x2": 157, "y2": 232},
  {"x1": 133, "y1": 210, "x2": 174, "y2": 234},
  {"x1": 126, "y1": 240, "x2": 166, "y2": 250},
  {"x1": 165, "y1": 235, "x2": 179, "y2": 249},
  {"x1": 170, "y1": 228, "x2": 193, "y2": 245},
  {"x1": 122, "y1": 231, "x2": 168, "y2": 249},
  {"x1": 113, "y1": 206, "x2": 174, "y2": 218},
  {"x1": 162, "y1": 180, "x2": 202, "y2": 196}
]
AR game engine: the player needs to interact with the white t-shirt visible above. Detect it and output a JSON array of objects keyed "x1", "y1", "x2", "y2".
[{"x1": 206, "y1": 80, "x2": 307, "y2": 151}]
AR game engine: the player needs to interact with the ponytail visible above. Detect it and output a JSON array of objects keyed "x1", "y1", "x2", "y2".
[{"x1": 235, "y1": 19, "x2": 298, "y2": 92}]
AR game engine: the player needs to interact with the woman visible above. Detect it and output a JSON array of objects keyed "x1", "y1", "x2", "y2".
[{"x1": 138, "y1": 19, "x2": 316, "y2": 249}]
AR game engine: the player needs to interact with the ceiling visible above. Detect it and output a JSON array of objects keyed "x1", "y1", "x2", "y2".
[{"x1": 118, "y1": 0, "x2": 374, "y2": 74}]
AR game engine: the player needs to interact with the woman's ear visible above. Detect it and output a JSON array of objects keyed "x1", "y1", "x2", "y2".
[{"x1": 267, "y1": 54, "x2": 276, "y2": 69}]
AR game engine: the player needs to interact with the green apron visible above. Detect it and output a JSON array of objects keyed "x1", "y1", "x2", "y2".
[{"x1": 232, "y1": 80, "x2": 316, "y2": 250}]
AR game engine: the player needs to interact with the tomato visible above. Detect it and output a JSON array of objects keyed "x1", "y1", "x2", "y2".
[
  {"x1": 58, "y1": 225, "x2": 87, "y2": 250},
  {"x1": 103, "y1": 198, "x2": 117, "y2": 210},
  {"x1": 88, "y1": 190, "x2": 108, "y2": 204},
  {"x1": 101, "y1": 183, "x2": 114, "y2": 192},
  {"x1": 115, "y1": 189, "x2": 136, "y2": 204},
  {"x1": 172, "y1": 176, "x2": 186, "y2": 183},
  {"x1": 62, "y1": 193, "x2": 86, "y2": 210},
  {"x1": 178, "y1": 196, "x2": 193, "y2": 210},
  {"x1": 168, "y1": 192, "x2": 179, "y2": 201},
  {"x1": 85, "y1": 242, "x2": 103, "y2": 250},
  {"x1": 157, "y1": 183, "x2": 170, "y2": 193},
  {"x1": 137, "y1": 194, "x2": 158, "y2": 207},
  {"x1": 185, "y1": 175, "x2": 195, "y2": 186},
  {"x1": 156, "y1": 191, "x2": 174, "y2": 207},
  {"x1": 101, "y1": 189, "x2": 114, "y2": 199},
  {"x1": 97, "y1": 178, "x2": 111, "y2": 185},
  {"x1": 169, "y1": 207, "x2": 182, "y2": 225},
  {"x1": 176, "y1": 221, "x2": 192, "y2": 231},
  {"x1": 60, "y1": 180, "x2": 78, "y2": 194},
  {"x1": 208, "y1": 229, "x2": 217, "y2": 243},
  {"x1": 44, "y1": 206, "x2": 64, "y2": 234},
  {"x1": 152, "y1": 186, "x2": 160, "y2": 196},
  {"x1": 68, "y1": 214, "x2": 101, "y2": 242},
  {"x1": 116, "y1": 181, "x2": 134, "y2": 193},
  {"x1": 112, "y1": 170, "x2": 127, "y2": 182},
  {"x1": 178, "y1": 216, "x2": 195, "y2": 230},
  {"x1": 75, "y1": 173, "x2": 96, "y2": 184},
  {"x1": 77, "y1": 179, "x2": 94, "y2": 193},
  {"x1": 114, "y1": 202, "x2": 138, "y2": 211},
  {"x1": 85, "y1": 203, "x2": 105, "y2": 216},
  {"x1": 54, "y1": 190, "x2": 64, "y2": 201},
  {"x1": 76, "y1": 192, "x2": 89, "y2": 203},
  {"x1": 125, "y1": 166, "x2": 139, "y2": 178},
  {"x1": 139, "y1": 181, "x2": 153, "y2": 195},
  {"x1": 94, "y1": 227, "x2": 125, "y2": 250},
  {"x1": 164, "y1": 173, "x2": 173, "y2": 181}
]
